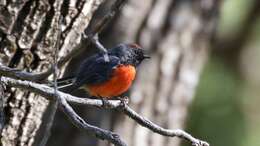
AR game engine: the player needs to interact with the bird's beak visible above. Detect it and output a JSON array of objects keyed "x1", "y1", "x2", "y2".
[{"x1": 143, "y1": 55, "x2": 151, "y2": 59}]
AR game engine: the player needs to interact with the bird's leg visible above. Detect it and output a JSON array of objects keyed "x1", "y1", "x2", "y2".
[{"x1": 82, "y1": 33, "x2": 109, "y2": 62}]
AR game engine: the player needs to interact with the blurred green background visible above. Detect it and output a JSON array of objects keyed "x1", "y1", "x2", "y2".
[{"x1": 184, "y1": 0, "x2": 260, "y2": 146}]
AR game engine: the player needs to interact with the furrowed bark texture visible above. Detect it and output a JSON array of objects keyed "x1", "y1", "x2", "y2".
[
  {"x1": 0, "y1": 0, "x2": 103, "y2": 146},
  {"x1": 103, "y1": 0, "x2": 219, "y2": 146}
]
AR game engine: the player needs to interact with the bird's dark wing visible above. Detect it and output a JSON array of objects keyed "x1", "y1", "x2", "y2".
[{"x1": 73, "y1": 54, "x2": 120, "y2": 89}]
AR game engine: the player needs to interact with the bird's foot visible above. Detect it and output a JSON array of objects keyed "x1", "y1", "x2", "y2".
[{"x1": 116, "y1": 96, "x2": 129, "y2": 107}]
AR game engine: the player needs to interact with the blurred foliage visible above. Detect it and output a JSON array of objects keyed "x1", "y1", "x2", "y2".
[
  {"x1": 239, "y1": 16, "x2": 260, "y2": 85},
  {"x1": 239, "y1": 13, "x2": 260, "y2": 146},
  {"x1": 184, "y1": 58, "x2": 246, "y2": 146},
  {"x1": 184, "y1": 0, "x2": 260, "y2": 146},
  {"x1": 217, "y1": 0, "x2": 255, "y2": 39}
]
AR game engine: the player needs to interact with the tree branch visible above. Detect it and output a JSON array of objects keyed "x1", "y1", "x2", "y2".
[
  {"x1": 39, "y1": 4, "x2": 63, "y2": 145},
  {"x1": 0, "y1": 77, "x2": 126, "y2": 146},
  {"x1": 57, "y1": 93, "x2": 126, "y2": 146},
  {"x1": 39, "y1": 98, "x2": 58, "y2": 146},
  {"x1": 85, "y1": 0, "x2": 127, "y2": 36},
  {"x1": 121, "y1": 104, "x2": 209, "y2": 146},
  {"x1": 0, "y1": 64, "x2": 48, "y2": 81},
  {"x1": 0, "y1": 75, "x2": 209, "y2": 146},
  {"x1": 0, "y1": 80, "x2": 5, "y2": 133},
  {"x1": 0, "y1": 76, "x2": 122, "y2": 108}
]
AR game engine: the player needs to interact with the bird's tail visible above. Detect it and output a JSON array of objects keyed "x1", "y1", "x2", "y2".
[
  {"x1": 56, "y1": 76, "x2": 75, "y2": 88},
  {"x1": 48, "y1": 76, "x2": 77, "y2": 92}
]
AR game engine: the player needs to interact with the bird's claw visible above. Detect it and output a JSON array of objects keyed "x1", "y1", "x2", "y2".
[{"x1": 116, "y1": 96, "x2": 129, "y2": 107}]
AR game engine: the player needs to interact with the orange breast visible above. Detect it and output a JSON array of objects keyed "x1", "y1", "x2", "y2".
[{"x1": 86, "y1": 65, "x2": 136, "y2": 98}]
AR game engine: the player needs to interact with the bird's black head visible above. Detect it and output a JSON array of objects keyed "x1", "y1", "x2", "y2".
[{"x1": 109, "y1": 43, "x2": 150, "y2": 67}]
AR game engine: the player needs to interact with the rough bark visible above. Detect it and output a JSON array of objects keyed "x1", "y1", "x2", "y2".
[{"x1": 0, "y1": 0, "x2": 103, "y2": 146}]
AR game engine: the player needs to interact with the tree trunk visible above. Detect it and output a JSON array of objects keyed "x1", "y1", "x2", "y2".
[{"x1": 0, "y1": 0, "x2": 103, "y2": 146}]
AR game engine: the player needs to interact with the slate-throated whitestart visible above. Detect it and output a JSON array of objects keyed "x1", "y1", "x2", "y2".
[{"x1": 58, "y1": 43, "x2": 150, "y2": 98}]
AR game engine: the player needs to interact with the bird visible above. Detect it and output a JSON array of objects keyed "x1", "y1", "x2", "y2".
[{"x1": 57, "y1": 43, "x2": 150, "y2": 99}]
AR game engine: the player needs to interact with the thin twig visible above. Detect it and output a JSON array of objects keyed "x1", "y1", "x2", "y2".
[
  {"x1": 0, "y1": 77, "x2": 127, "y2": 145},
  {"x1": 1, "y1": 76, "x2": 209, "y2": 146},
  {"x1": 39, "y1": 99, "x2": 58, "y2": 146},
  {"x1": 0, "y1": 80, "x2": 5, "y2": 133},
  {"x1": 0, "y1": 64, "x2": 47, "y2": 81},
  {"x1": 57, "y1": 94, "x2": 126, "y2": 146},
  {"x1": 82, "y1": 0, "x2": 127, "y2": 61},
  {"x1": 121, "y1": 103, "x2": 209, "y2": 146},
  {"x1": 85, "y1": 0, "x2": 127, "y2": 35},
  {"x1": 0, "y1": 0, "x2": 127, "y2": 81},
  {"x1": 39, "y1": 6, "x2": 63, "y2": 146},
  {"x1": 32, "y1": 0, "x2": 127, "y2": 81},
  {"x1": 84, "y1": 34, "x2": 110, "y2": 62}
]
